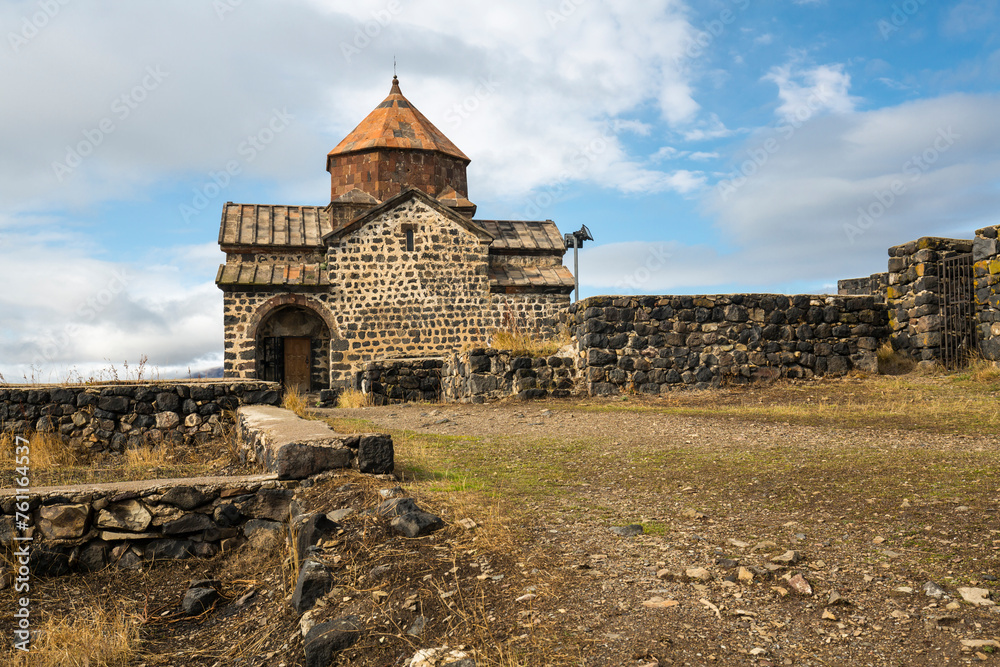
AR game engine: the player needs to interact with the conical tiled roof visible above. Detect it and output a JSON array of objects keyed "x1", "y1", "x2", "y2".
[{"x1": 328, "y1": 76, "x2": 470, "y2": 162}]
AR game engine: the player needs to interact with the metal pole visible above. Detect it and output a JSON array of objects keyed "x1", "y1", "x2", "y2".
[{"x1": 573, "y1": 235, "x2": 580, "y2": 302}]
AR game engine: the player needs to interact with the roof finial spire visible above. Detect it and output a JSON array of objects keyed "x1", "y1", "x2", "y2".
[{"x1": 393, "y1": 55, "x2": 396, "y2": 78}]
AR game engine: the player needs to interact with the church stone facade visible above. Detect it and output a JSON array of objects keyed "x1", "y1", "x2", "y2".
[{"x1": 216, "y1": 77, "x2": 574, "y2": 391}]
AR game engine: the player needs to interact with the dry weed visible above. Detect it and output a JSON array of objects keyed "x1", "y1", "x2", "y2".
[
  {"x1": 6, "y1": 602, "x2": 139, "y2": 667},
  {"x1": 0, "y1": 430, "x2": 77, "y2": 470},
  {"x1": 282, "y1": 384, "x2": 310, "y2": 418},
  {"x1": 337, "y1": 389, "x2": 372, "y2": 409},
  {"x1": 876, "y1": 341, "x2": 915, "y2": 375}
]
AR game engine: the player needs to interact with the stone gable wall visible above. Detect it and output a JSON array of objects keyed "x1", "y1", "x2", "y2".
[{"x1": 221, "y1": 198, "x2": 570, "y2": 388}]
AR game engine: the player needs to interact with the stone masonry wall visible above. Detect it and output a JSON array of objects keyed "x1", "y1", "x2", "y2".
[
  {"x1": 0, "y1": 381, "x2": 279, "y2": 454},
  {"x1": 974, "y1": 225, "x2": 1000, "y2": 360},
  {"x1": 364, "y1": 359, "x2": 444, "y2": 405},
  {"x1": 886, "y1": 237, "x2": 973, "y2": 361},
  {"x1": 567, "y1": 294, "x2": 889, "y2": 394},
  {"x1": 441, "y1": 349, "x2": 580, "y2": 403},
  {"x1": 0, "y1": 478, "x2": 297, "y2": 575},
  {"x1": 838, "y1": 273, "x2": 888, "y2": 299}
]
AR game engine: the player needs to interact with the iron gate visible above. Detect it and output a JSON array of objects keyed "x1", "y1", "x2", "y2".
[{"x1": 940, "y1": 253, "x2": 976, "y2": 369}]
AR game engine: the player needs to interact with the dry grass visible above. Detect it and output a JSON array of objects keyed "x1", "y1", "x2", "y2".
[
  {"x1": 282, "y1": 385, "x2": 309, "y2": 418},
  {"x1": 6, "y1": 602, "x2": 139, "y2": 667},
  {"x1": 0, "y1": 430, "x2": 78, "y2": 470},
  {"x1": 123, "y1": 444, "x2": 170, "y2": 469},
  {"x1": 489, "y1": 329, "x2": 571, "y2": 358},
  {"x1": 876, "y1": 341, "x2": 916, "y2": 375},
  {"x1": 337, "y1": 389, "x2": 373, "y2": 409},
  {"x1": 965, "y1": 356, "x2": 1000, "y2": 382}
]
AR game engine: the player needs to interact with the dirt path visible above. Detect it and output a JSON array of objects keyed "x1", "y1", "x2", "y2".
[{"x1": 321, "y1": 399, "x2": 1000, "y2": 666}]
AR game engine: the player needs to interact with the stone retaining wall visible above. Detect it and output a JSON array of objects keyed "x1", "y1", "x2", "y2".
[
  {"x1": 974, "y1": 225, "x2": 1000, "y2": 360},
  {"x1": 441, "y1": 349, "x2": 580, "y2": 403},
  {"x1": 0, "y1": 476, "x2": 296, "y2": 575},
  {"x1": 363, "y1": 358, "x2": 443, "y2": 405},
  {"x1": 566, "y1": 294, "x2": 889, "y2": 394},
  {"x1": 838, "y1": 273, "x2": 888, "y2": 299},
  {"x1": 0, "y1": 381, "x2": 280, "y2": 454},
  {"x1": 886, "y1": 237, "x2": 973, "y2": 361}
]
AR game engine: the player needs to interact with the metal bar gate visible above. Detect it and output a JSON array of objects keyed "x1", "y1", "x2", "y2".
[{"x1": 940, "y1": 253, "x2": 976, "y2": 369}]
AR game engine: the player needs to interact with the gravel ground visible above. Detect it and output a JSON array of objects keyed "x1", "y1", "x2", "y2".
[{"x1": 322, "y1": 396, "x2": 1000, "y2": 666}]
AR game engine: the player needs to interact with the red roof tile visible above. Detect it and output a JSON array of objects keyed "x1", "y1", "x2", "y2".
[{"x1": 328, "y1": 77, "x2": 470, "y2": 162}]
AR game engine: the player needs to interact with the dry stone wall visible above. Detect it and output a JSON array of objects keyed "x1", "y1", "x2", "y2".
[
  {"x1": 974, "y1": 225, "x2": 1000, "y2": 360},
  {"x1": 0, "y1": 381, "x2": 279, "y2": 453},
  {"x1": 364, "y1": 358, "x2": 443, "y2": 405},
  {"x1": 567, "y1": 294, "x2": 888, "y2": 394},
  {"x1": 0, "y1": 477, "x2": 297, "y2": 575},
  {"x1": 441, "y1": 349, "x2": 579, "y2": 403},
  {"x1": 886, "y1": 237, "x2": 972, "y2": 361}
]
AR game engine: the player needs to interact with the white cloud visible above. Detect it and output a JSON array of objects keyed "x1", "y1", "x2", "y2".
[
  {"x1": 580, "y1": 94, "x2": 1000, "y2": 293},
  {"x1": 763, "y1": 62, "x2": 859, "y2": 122},
  {"x1": 0, "y1": 236, "x2": 223, "y2": 382}
]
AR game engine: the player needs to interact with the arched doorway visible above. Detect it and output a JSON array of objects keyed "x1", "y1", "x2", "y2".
[{"x1": 255, "y1": 306, "x2": 331, "y2": 392}]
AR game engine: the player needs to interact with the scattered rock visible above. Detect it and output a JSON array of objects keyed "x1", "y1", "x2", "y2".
[
  {"x1": 737, "y1": 567, "x2": 754, "y2": 583},
  {"x1": 377, "y1": 497, "x2": 422, "y2": 518},
  {"x1": 827, "y1": 591, "x2": 850, "y2": 606},
  {"x1": 181, "y1": 587, "x2": 219, "y2": 616},
  {"x1": 409, "y1": 646, "x2": 474, "y2": 667},
  {"x1": 681, "y1": 509, "x2": 707, "y2": 520},
  {"x1": 303, "y1": 616, "x2": 363, "y2": 667},
  {"x1": 406, "y1": 615, "x2": 428, "y2": 637},
  {"x1": 293, "y1": 513, "x2": 340, "y2": 566},
  {"x1": 923, "y1": 581, "x2": 948, "y2": 599},
  {"x1": 391, "y1": 511, "x2": 445, "y2": 538},
  {"x1": 728, "y1": 539, "x2": 750, "y2": 549},
  {"x1": 962, "y1": 639, "x2": 1000, "y2": 650},
  {"x1": 751, "y1": 540, "x2": 778, "y2": 553},
  {"x1": 609, "y1": 524, "x2": 644, "y2": 538},
  {"x1": 292, "y1": 560, "x2": 334, "y2": 613},
  {"x1": 786, "y1": 574, "x2": 812, "y2": 596},
  {"x1": 958, "y1": 587, "x2": 995, "y2": 607},
  {"x1": 642, "y1": 597, "x2": 679, "y2": 609},
  {"x1": 457, "y1": 518, "x2": 478, "y2": 531},
  {"x1": 379, "y1": 487, "x2": 405, "y2": 499},
  {"x1": 822, "y1": 609, "x2": 837, "y2": 621},
  {"x1": 685, "y1": 567, "x2": 712, "y2": 581},
  {"x1": 357, "y1": 434, "x2": 394, "y2": 474},
  {"x1": 771, "y1": 550, "x2": 801, "y2": 565},
  {"x1": 327, "y1": 508, "x2": 355, "y2": 523},
  {"x1": 715, "y1": 558, "x2": 739, "y2": 569}
]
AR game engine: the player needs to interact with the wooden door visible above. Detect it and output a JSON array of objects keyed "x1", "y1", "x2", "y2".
[{"x1": 283, "y1": 337, "x2": 311, "y2": 392}]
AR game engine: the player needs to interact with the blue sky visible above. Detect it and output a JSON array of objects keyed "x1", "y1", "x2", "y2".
[{"x1": 1, "y1": 0, "x2": 999, "y2": 381}]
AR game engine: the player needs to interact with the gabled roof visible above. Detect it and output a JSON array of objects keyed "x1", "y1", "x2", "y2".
[
  {"x1": 479, "y1": 220, "x2": 566, "y2": 253},
  {"x1": 218, "y1": 203, "x2": 332, "y2": 248},
  {"x1": 328, "y1": 76, "x2": 470, "y2": 162},
  {"x1": 216, "y1": 262, "x2": 329, "y2": 288},
  {"x1": 323, "y1": 188, "x2": 493, "y2": 244},
  {"x1": 489, "y1": 264, "x2": 575, "y2": 294}
]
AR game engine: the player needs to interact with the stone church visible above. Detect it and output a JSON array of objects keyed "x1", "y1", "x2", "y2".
[{"x1": 216, "y1": 76, "x2": 574, "y2": 391}]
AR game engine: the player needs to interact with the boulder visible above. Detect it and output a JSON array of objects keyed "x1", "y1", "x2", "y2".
[
  {"x1": 292, "y1": 560, "x2": 334, "y2": 613},
  {"x1": 181, "y1": 587, "x2": 220, "y2": 616},
  {"x1": 357, "y1": 434, "x2": 394, "y2": 474},
  {"x1": 293, "y1": 513, "x2": 339, "y2": 567},
  {"x1": 391, "y1": 512, "x2": 445, "y2": 538},
  {"x1": 303, "y1": 616, "x2": 362, "y2": 667}
]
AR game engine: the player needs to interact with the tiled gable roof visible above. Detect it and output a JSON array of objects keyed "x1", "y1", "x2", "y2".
[
  {"x1": 489, "y1": 264, "x2": 575, "y2": 294},
  {"x1": 218, "y1": 203, "x2": 332, "y2": 248},
  {"x1": 479, "y1": 220, "x2": 565, "y2": 253}
]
